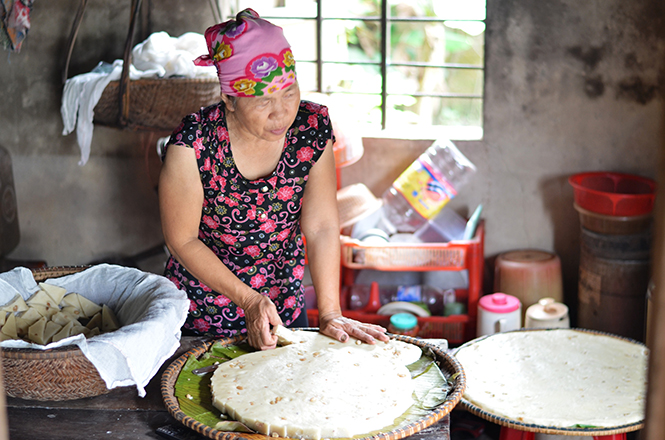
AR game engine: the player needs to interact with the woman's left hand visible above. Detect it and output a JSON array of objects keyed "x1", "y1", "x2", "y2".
[{"x1": 318, "y1": 312, "x2": 390, "y2": 345}]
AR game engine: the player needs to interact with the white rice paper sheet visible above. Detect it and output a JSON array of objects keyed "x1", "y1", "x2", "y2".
[{"x1": 0, "y1": 264, "x2": 189, "y2": 397}]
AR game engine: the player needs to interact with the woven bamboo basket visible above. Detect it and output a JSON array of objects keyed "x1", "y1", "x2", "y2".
[
  {"x1": 456, "y1": 328, "x2": 646, "y2": 437},
  {"x1": 93, "y1": 77, "x2": 221, "y2": 132},
  {"x1": 161, "y1": 332, "x2": 466, "y2": 440},
  {"x1": 0, "y1": 266, "x2": 110, "y2": 401}
]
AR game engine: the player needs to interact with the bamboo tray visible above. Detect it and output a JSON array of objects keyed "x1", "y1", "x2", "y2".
[
  {"x1": 455, "y1": 328, "x2": 646, "y2": 437},
  {"x1": 161, "y1": 332, "x2": 466, "y2": 440}
]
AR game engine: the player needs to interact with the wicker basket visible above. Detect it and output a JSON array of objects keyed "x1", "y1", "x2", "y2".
[
  {"x1": 0, "y1": 266, "x2": 110, "y2": 401},
  {"x1": 93, "y1": 77, "x2": 221, "y2": 132},
  {"x1": 161, "y1": 333, "x2": 466, "y2": 440}
]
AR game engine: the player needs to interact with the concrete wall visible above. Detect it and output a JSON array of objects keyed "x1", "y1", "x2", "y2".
[
  {"x1": 0, "y1": 1, "x2": 663, "y2": 321},
  {"x1": 0, "y1": 1, "x2": 219, "y2": 272}
]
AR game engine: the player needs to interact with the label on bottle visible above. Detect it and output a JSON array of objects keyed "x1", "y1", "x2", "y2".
[
  {"x1": 392, "y1": 158, "x2": 457, "y2": 220},
  {"x1": 395, "y1": 285, "x2": 423, "y2": 302}
]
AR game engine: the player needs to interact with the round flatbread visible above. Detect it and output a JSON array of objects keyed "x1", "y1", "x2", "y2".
[
  {"x1": 210, "y1": 328, "x2": 422, "y2": 439},
  {"x1": 455, "y1": 329, "x2": 648, "y2": 428}
]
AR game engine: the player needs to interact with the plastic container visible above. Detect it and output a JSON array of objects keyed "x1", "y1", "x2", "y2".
[
  {"x1": 413, "y1": 206, "x2": 467, "y2": 243},
  {"x1": 477, "y1": 293, "x2": 522, "y2": 336},
  {"x1": 357, "y1": 228, "x2": 390, "y2": 245},
  {"x1": 379, "y1": 285, "x2": 455, "y2": 316},
  {"x1": 568, "y1": 172, "x2": 656, "y2": 217},
  {"x1": 444, "y1": 301, "x2": 467, "y2": 316},
  {"x1": 332, "y1": 119, "x2": 364, "y2": 168},
  {"x1": 377, "y1": 139, "x2": 476, "y2": 234},
  {"x1": 387, "y1": 313, "x2": 419, "y2": 336},
  {"x1": 493, "y1": 249, "x2": 564, "y2": 313},
  {"x1": 524, "y1": 298, "x2": 570, "y2": 329},
  {"x1": 350, "y1": 206, "x2": 384, "y2": 239}
]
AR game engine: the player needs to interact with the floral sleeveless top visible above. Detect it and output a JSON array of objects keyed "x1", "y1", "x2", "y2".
[{"x1": 163, "y1": 100, "x2": 333, "y2": 337}]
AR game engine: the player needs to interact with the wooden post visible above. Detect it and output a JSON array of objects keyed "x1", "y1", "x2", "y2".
[
  {"x1": 643, "y1": 103, "x2": 665, "y2": 439},
  {"x1": 0, "y1": 352, "x2": 8, "y2": 440}
]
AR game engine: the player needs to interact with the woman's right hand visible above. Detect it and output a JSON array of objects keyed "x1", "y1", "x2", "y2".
[{"x1": 240, "y1": 293, "x2": 283, "y2": 350}]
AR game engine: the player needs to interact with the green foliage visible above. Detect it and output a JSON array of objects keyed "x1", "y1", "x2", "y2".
[{"x1": 330, "y1": 0, "x2": 484, "y2": 128}]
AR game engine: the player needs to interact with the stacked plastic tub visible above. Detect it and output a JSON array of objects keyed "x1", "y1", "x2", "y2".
[{"x1": 569, "y1": 172, "x2": 657, "y2": 342}]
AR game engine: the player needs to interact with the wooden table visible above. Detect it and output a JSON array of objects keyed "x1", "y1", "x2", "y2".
[{"x1": 5, "y1": 337, "x2": 450, "y2": 440}]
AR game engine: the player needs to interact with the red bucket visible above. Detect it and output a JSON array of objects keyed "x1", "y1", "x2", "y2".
[{"x1": 568, "y1": 172, "x2": 656, "y2": 217}]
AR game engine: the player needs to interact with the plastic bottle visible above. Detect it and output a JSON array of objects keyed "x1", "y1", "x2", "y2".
[
  {"x1": 380, "y1": 285, "x2": 455, "y2": 316},
  {"x1": 377, "y1": 139, "x2": 476, "y2": 234},
  {"x1": 413, "y1": 206, "x2": 467, "y2": 243}
]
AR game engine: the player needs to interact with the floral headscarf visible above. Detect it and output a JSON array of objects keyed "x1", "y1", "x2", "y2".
[{"x1": 194, "y1": 8, "x2": 297, "y2": 97}]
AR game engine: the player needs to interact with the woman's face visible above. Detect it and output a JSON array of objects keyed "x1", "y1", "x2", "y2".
[{"x1": 224, "y1": 82, "x2": 301, "y2": 142}]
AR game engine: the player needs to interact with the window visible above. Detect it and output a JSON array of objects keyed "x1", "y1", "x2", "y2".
[{"x1": 222, "y1": 0, "x2": 485, "y2": 139}]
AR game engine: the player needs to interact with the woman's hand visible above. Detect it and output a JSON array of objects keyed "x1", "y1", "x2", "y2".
[
  {"x1": 240, "y1": 293, "x2": 283, "y2": 350},
  {"x1": 318, "y1": 312, "x2": 390, "y2": 345}
]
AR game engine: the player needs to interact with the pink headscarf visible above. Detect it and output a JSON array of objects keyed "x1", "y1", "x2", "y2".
[{"x1": 194, "y1": 8, "x2": 297, "y2": 97}]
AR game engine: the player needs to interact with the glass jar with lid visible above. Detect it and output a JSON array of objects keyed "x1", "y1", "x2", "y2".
[{"x1": 388, "y1": 313, "x2": 419, "y2": 337}]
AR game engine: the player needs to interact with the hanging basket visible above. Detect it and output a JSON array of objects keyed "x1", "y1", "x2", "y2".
[
  {"x1": 64, "y1": 0, "x2": 221, "y2": 133},
  {"x1": 93, "y1": 77, "x2": 221, "y2": 132}
]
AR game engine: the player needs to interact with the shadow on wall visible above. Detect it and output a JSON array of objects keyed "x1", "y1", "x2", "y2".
[
  {"x1": 538, "y1": 174, "x2": 580, "y2": 326},
  {"x1": 88, "y1": 243, "x2": 169, "y2": 275}
]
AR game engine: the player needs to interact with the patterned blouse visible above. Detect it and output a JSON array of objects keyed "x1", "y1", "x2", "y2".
[{"x1": 162, "y1": 100, "x2": 334, "y2": 337}]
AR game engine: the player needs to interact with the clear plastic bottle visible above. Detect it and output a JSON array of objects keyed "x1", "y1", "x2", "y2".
[
  {"x1": 377, "y1": 139, "x2": 476, "y2": 234},
  {"x1": 380, "y1": 285, "x2": 455, "y2": 316}
]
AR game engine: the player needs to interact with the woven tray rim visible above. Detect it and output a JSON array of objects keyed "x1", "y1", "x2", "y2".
[
  {"x1": 455, "y1": 328, "x2": 646, "y2": 435},
  {"x1": 161, "y1": 330, "x2": 466, "y2": 440}
]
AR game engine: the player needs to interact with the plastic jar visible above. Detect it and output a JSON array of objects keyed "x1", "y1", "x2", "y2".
[
  {"x1": 388, "y1": 313, "x2": 420, "y2": 336},
  {"x1": 476, "y1": 293, "x2": 522, "y2": 337}
]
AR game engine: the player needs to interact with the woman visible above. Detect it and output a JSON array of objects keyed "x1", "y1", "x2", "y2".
[{"x1": 159, "y1": 9, "x2": 389, "y2": 350}]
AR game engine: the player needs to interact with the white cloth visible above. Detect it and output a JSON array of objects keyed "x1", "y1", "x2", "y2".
[
  {"x1": 0, "y1": 264, "x2": 189, "y2": 397},
  {"x1": 61, "y1": 31, "x2": 216, "y2": 166}
]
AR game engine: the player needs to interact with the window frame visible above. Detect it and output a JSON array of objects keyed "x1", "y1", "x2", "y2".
[{"x1": 261, "y1": 0, "x2": 485, "y2": 133}]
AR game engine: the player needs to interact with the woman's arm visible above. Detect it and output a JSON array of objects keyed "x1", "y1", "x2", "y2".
[
  {"x1": 159, "y1": 144, "x2": 281, "y2": 349},
  {"x1": 301, "y1": 140, "x2": 389, "y2": 344}
]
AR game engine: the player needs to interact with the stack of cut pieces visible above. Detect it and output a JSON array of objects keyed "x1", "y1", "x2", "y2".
[
  {"x1": 0, "y1": 282, "x2": 120, "y2": 344},
  {"x1": 210, "y1": 326, "x2": 423, "y2": 440}
]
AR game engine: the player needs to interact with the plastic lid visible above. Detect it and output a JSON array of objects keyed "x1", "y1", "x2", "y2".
[
  {"x1": 389, "y1": 313, "x2": 418, "y2": 330},
  {"x1": 478, "y1": 293, "x2": 521, "y2": 313},
  {"x1": 526, "y1": 298, "x2": 569, "y2": 321}
]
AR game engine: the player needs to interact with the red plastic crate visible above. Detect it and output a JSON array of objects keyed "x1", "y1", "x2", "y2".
[
  {"x1": 309, "y1": 221, "x2": 485, "y2": 345},
  {"x1": 307, "y1": 308, "x2": 470, "y2": 344}
]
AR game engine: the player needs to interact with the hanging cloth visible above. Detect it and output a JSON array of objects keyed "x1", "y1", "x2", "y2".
[{"x1": 1, "y1": 0, "x2": 33, "y2": 52}]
